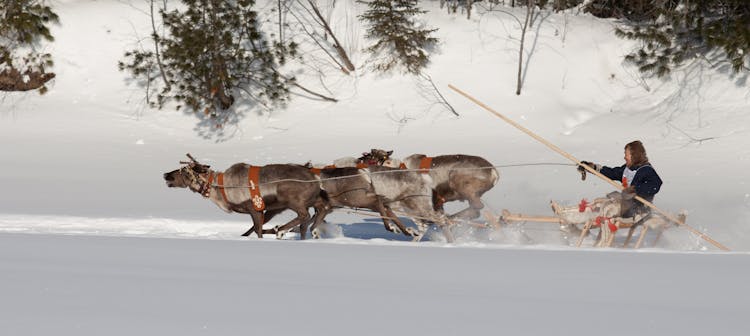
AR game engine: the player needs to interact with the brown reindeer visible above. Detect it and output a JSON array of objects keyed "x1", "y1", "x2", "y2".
[
  {"x1": 310, "y1": 165, "x2": 444, "y2": 239},
  {"x1": 386, "y1": 154, "x2": 499, "y2": 220},
  {"x1": 163, "y1": 154, "x2": 326, "y2": 239}
]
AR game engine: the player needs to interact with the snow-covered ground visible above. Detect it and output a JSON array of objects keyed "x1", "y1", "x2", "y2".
[
  {"x1": 1, "y1": 1, "x2": 749, "y2": 335},
  {"x1": 2, "y1": 233, "x2": 748, "y2": 336}
]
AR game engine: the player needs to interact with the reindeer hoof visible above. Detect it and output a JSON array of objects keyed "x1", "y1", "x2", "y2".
[
  {"x1": 386, "y1": 223, "x2": 402, "y2": 234},
  {"x1": 275, "y1": 226, "x2": 287, "y2": 239},
  {"x1": 405, "y1": 227, "x2": 419, "y2": 237}
]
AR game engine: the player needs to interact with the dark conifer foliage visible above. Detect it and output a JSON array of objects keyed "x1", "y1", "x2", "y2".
[
  {"x1": 605, "y1": 0, "x2": 750, "y2": 77},
  {"x1": 358, "y1": 0, "x2": 439, "y2": 75},
  {"x1": 585, "y1": 0, "x2": 674, "y2": 21},
  {"x1": 119, "y1": 0, "x2": 297, "y2": 126},
  {"x1": 0, "y1": 0, "x2": 58, "y2": 93}
]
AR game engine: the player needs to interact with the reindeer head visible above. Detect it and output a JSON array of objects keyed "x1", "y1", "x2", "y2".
[
  {"x1": 357, "y1": 148, "x2": 393, "y2": 165},
  {"x1": 163, "y1": 154, "x2": 211, "y2": 193}
]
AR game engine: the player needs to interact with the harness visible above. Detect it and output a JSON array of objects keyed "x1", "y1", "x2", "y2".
[
  {"x1": 418, "y1": 157, "x2": 433, "y2": 174},
  {"x1": 248, "y1": 166, "x2": 265, "y2": 211},
  {"x1": 199, "y1": 166, "x2": 265, "y2": 211}
]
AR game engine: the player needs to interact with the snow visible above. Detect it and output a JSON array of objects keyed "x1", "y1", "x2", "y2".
[
  {"x1": 2, "y1": 233, "x2": 747, "y2": 336},
  {"x1": 1, "y1": 1, "x2": 749, "y2": 335}
]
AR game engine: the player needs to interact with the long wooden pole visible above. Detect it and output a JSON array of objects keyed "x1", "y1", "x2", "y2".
[{"x1": 448, "y1": 84, "x2": 730, "y2": 251}]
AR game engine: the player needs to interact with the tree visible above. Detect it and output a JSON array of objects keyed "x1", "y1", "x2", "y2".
[
  {"x1": 358, "y1": 0, "x2": 439, "y2": 75},
  {"x1": 585, "y1": 0, "x2": 670, "y2": 21},
  {"x1": 0, "y1": 0, "x2": 58, "y2": 93},
  {"x1": 285, "y1": 0, "x2": 356, "y2": 74},
  {"x1": 119, "y1": 0, "x2": 296, "y2": 128},
  {"x1": 516, "y1": 0, "x2": 534, "y2": 95},
  {"x1": 615, "y1": 0, "x2": 750, "y2": 77}
]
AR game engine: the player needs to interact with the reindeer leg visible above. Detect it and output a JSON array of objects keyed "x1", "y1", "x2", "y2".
[
  {"x1": 298, "y1": 208, "x2": 316, "y2": 241},
  {"x1": 384, "y1": 206, "x2": 420, "y2": 237},
  {"x1": 372, "y1": 201, "x2": 402, "y2": 235},
  {"x1": 255, "y1": 211, "x2": 266, "y2": 238},
  {"x1": 274, "y1": 207, "x2": 311, "y2": 240},
  {"x1": 311, "y1": 207, "x2": 332, "y2": 239},
  {"x1": 449, "y1": 192, "x2": 484, "y2": 220},
  {"x1": 241, "y1": 211, "x2": 265, "y2": 238},
  {"x1": 410, "y1": 219, "x2": 429, "y2": 242}
]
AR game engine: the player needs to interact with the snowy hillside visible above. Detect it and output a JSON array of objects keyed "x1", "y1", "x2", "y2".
[{"x1": 1, "y1": 1, "x2": 749, "y2": 334}]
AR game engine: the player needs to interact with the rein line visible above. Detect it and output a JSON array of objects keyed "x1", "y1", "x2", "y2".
[{"x1": 207, "y1": 162, "x2": 574, "y2": 188}]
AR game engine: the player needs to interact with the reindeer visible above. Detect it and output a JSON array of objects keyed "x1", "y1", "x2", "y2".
[
  {"x1": 309, "y1": 165, "x2": 446, "y2": 240},
  {"x1": 384, "y1": 154, "x2": 499, "y2": 220},
  {"x1": 163, "y1": 154, "x2": 327, "y2": 239}
]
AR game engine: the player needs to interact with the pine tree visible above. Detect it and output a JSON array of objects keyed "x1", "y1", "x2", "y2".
[
  {"x1": 615, "y1": 0, "x2": 750, "y2": 77},
  {"x1": 119, "y1": 0, "x2": 296, "y2": 127},
  {"x1": 0, "y1": 0, "x2": 58, "y2": 93},
  {"x1": 358, "y1": 0, "x2": 439, "y2": 75}
]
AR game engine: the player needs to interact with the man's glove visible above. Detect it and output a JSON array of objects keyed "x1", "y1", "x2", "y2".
[{"x1": 577, "y1": 161, "x2": 601, "y2": 180}]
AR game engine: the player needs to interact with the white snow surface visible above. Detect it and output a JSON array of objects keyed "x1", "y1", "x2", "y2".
[{"x1": 1, "y1": 1, "x2": 749, "y2": 335}]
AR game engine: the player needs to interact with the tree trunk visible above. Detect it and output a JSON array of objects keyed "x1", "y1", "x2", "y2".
[
  {"x1": 516, "y1": 0, "x2": 533, "y2": 95},
  {"x1": 150, "y1": 0, "x2": 170, "y2": 90},
  {"x1": 306, "y1": 0, "x2": 355, "y2": 72},
  {"x1": 278, "y1": 0, "x2": 284, "y2": 43}
]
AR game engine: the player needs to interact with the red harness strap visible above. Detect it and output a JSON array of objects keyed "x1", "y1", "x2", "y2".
[
  {"x1": 578, "y1": 199, "x2": 589, "y2": 212},
  {"x1": 418, "y1": 157, "x2": 433, "y2": 174},
  {"x1": 248, "y1": 166, "x2": 265, "y2": 211},
  {"x1": 593, "y1": 216, "x2": 618, "y2": 232},
  {"x1": 201, "y1": 171, "x2": 215, "y2": 198},
  {"x1": 216, "y1": 173, "x2": 229, "y2": 203}
]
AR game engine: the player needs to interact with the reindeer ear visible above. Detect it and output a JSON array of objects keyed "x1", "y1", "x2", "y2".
[{"x1": 386, "y1": 150, "x2": 393, "y2": 156}]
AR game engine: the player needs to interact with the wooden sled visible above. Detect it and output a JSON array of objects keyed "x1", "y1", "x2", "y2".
[{"x1": 488, "y1": 198, "x2": 686, "y2": 249}]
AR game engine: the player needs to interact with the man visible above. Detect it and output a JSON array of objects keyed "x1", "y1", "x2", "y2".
[{"x1": 578, "y1": 140, "x2": 662, "y2": 217}]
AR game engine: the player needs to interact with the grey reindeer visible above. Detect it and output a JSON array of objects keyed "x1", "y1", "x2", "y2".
[
  {"x1": 310, "y1": 165, "x2": 449, "y2": 241},
  {"x1": 164, "y1": 154, "x2": 327, "y2": 239}
]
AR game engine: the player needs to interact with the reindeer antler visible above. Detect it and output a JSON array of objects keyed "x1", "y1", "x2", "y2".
[
  {"x1": 186, "y1": 153, "x2": 199, "y2": 163},
  {"x1": 180, "y1": 153, "x2": 201, "y2": 166}
]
